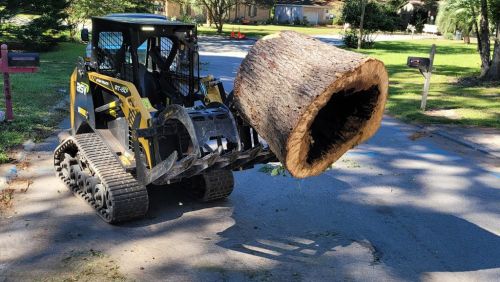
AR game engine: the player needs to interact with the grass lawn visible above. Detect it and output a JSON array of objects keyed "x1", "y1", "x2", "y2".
[
  {"x1": 198, "y1": 23, "x2": 341, "y2": 38},
  {"x1": 356, "y1": 39, "x2": 499, "y2": 128},
  {"x1": 0, "y1": 42, "x2": 85, "y2": 163}
]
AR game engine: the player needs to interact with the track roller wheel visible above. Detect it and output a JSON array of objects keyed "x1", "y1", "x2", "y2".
[
  {"x1": 70, "y1": 164, "x2": 81, "y2": 180},
  {"x1": 93, "y1": 184, "x2": 106, "y2": 209},
  {"x1": 60, "y1": 154, "x2": 75, "y2": 180},
  {"x1": 85, "y1": 177, "x2": 99, "y2": 195},
  {"x1": 188, "y1": 170, "x2": 234, "y2": 202},
  {"x1": 76, "y1": 171, "x2": 88, "y2": 188}
]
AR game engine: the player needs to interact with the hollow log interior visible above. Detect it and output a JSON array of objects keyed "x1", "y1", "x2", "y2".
[{"x1": 306, "y1": 85, "x2": 381, "y2": 164}]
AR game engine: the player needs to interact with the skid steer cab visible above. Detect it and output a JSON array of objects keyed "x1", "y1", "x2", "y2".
[{"x1": 54, "y1": 14, "x2": 275, "y2": 223}]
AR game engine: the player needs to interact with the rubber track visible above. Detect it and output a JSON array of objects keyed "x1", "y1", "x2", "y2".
[
  {"x1": 54, "y1": 133, "x2": 148, "y2": 223},
  {"x1": 197, "y1": 170, "x2": 234, "y2": 202}
]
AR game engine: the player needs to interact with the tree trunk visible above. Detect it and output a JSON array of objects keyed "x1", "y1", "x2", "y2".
[
  {"x1": 463, "y1": 25, "x2": 472, "y2": 44},
  {"x1": 233, "y1": 31, "x2": 388, "y2": 178},
  {"x1": 471, "y1": 5, "x2": 483, "y2": 55},
  {"x1": 69, "y1": 24, "x2": 76, "y2": 40},
  {"x1": 486, "y1": 23, "x2": 500, "y2": 80},
  {"x1": 216, "y1": 20, "x2": 223, "y2": 33},
  {"x1": 357, "y1": 0, "x2": 367, "y2": 49},
  {"x1": 204, "y1": 3, "x2": 213, "y2": 27},
  {"x1": 235, "y1": 0, "x2": 239, "y2": 21},
  {"x1": 479, "y1": 0, "x2": 491, "y2": 78},
  {"x1": 215, "y1": 4, "x2": 224, "y2": 33}
]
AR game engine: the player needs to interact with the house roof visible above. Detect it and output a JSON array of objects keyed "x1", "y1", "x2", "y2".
[
  {"x1": 407, "y1": 0, "x2": 424, "y2": 5},
  {"x1": 399, "y1": 0, "x2": 425, "y2": 12},
  {"x1": 93, "y1": 13, "x2": 194, "y2": 28},
  {"x1": 275, "y1": 0, "x2": 337, "y2": 7}
]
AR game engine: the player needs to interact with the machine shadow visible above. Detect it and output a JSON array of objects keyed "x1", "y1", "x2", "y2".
[
  {"x1": 215, "y1": 172, "x2": 500, "y2": 281},
  {"x1": 122, "y1": 182, "x2": 234, "y2": 228}
]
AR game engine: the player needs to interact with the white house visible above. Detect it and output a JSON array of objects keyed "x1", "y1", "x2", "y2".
[{"x1": 274, "y1": 0, "x2": 335, "y2": 25}]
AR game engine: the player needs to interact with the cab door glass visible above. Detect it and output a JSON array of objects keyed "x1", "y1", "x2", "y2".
[{"x1": 137, "y1": 41, "x2": 148, "y2": 65}]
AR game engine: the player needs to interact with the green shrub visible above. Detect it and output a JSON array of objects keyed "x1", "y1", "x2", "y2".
[
  {"x1": 193, "y1": 14, "x2": 206, "y2": 24},
  {"x1": 302, "y1": 16, "x2": 310, "y2": 26},
  {"x1": 291, "y1": 16, "x2": 310, "y2": 26},
  {"x1": 444, "y1": 33, "x2": 454, "y2": 40},
  {"x1": 293, "y1": 17, "x2": 302, "y2": 26},
  {"x1": 179, "y1": 15, "x2": 195, "y2": 23},
  {"x1": 332, "y1": 14, "x2": 343, "y2": 25},
  {"x1": 342, "y1": 29, "x2": 374, "y2": 48},
  {"x1": 342, "y1": 30, "x2": 358, "y2": 48}
]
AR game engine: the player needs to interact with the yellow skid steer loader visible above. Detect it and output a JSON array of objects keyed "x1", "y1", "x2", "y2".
[{"x1": 54, "y1": 14, "x2": 275, "y2": 223}]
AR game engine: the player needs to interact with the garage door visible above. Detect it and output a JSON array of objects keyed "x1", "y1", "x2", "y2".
[{"x1": 304, "y1": 10, "x2": 319, "y2": 25}]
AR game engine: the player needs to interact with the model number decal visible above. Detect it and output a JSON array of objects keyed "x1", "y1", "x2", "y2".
[
  {"x1": 76, "y1": 82, "x2": 89, "y2": 95},
  {"x1": 114, "y1": 84, "x2": 130, "y2": 95}
]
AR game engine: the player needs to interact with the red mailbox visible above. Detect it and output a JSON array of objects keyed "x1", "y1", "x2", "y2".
[{"x1": 1, "y1": 44, "x2": 39, "y2": 121}]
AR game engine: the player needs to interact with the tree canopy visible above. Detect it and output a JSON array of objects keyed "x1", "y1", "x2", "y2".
[
  {"x1": 437, "y1": 0, "x2": 499, "y2": 79},
  {"x1": 436, "y1": 0, "x2": 478, "y2": 37},
  {"x1": 0, "y1": 0, "x2": 69, "y2": 50},
  {"x1": 67, "y1": 0, "x2": 155, "y2": 36}
]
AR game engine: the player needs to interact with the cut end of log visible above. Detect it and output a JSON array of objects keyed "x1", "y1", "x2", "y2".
[{"x1": 285, "y1": 58, "x2": 388, "y2": 178}]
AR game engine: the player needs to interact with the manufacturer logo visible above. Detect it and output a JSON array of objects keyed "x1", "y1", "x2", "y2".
[
  {"x1": 95, "y1": 78, "x2": 111, "y2": 87},
  {"x1": 76, "y1": 82, "x2": 90, "y2": 95}
]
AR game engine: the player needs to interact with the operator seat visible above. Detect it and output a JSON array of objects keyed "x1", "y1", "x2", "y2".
[
  {"x1": 138, "y1": 64, "x2": 162, "y2": 107},
  {"x1": 136, "y1": 46, "x2": 168, "y2": 107},
  {"x1": 149, "y1": 46, "x2": 184, "y2": 105}
]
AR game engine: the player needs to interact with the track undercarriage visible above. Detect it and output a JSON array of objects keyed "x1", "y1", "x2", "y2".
[
  {"x1": 55, "y1": 133, "x2": 149, "y2": 222},
  {"x1": 54, "y1": 129, "x2": 274, "y2": 223}
]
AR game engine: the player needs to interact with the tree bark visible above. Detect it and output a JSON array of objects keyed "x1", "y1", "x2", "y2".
[
  {"x1": 215, "y1": 1, "x2": 224, "y2": 33},
  {"x1": 486, "y1": 23, "x2": 500, "y2": 80},
  {"x1": 233, "y1": 31, "x2": 388, "y2": 178},
  {"x1": 479, "y1": 0, "x2": 491, "y2": 78},
  {"x1": 470, "y1": 5, "x2": 483, "y2": 55},
  {"x1": 217, "y1": 21, "x2": 223, "y2": 33},
  {"x1": 357, "y1": 0, "x2": 367, "y2": 49},
  {"x1": 463, "y1": 25, "x2": 472, "y2": 44}
]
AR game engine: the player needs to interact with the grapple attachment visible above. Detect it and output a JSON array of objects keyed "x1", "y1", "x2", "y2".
[{"x1": 133, "y1": 104, "x2": 275, "y2": 186}]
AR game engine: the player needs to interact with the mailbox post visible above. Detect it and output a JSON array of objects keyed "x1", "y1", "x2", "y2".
[
  {"x1": 407, "y1": 44, "x2": 436, "y2": 111},
  {"x1": 0, "y1": 44, "x2": 39, "y2": 121}
]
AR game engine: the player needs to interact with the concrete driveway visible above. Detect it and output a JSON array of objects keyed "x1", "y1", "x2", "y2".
[{"x1": 0, "y1": 37, "x2": 499, "y2": 282}]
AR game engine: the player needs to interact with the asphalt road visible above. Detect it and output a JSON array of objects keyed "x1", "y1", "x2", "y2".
[{"x1": 0, "y1": 37, "x2": 499, "y2": 282}]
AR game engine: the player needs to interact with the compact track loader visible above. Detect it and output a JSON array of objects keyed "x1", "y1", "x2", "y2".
[{"x1": 54, "y1": 14, "x2": 275, "y2": 223}]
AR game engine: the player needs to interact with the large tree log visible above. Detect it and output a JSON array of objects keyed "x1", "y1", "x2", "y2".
[{"x1": 233, "y1": 31, "x2": 388, "y2": 178}]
